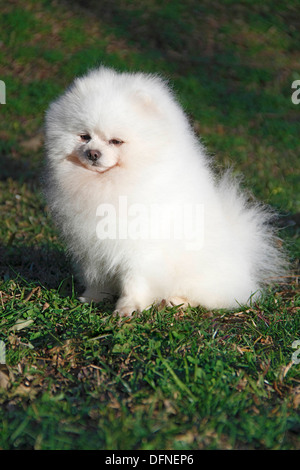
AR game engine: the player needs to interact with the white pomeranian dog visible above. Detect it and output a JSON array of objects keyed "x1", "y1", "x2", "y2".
[{"x1": 44, "y1": 66, "x2": 286, "y2": 316}]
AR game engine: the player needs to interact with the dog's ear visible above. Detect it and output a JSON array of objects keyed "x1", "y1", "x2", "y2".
[
  {"x1": 135, "y1": 90, "x2": 152, "y2": 105},
  {"x1": 133, "y1": 89, "x2": 159, "y2": 113}
]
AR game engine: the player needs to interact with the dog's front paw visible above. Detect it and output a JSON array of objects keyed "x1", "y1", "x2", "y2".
[
  {"x1": 79, "y1": 288, "x2": 114, "y2": 304},
  {"x1": 79, "y1": 294, "x2": 103, "y2": 304},
  {"x1": 79, "y1": 295, "x2": 92, "y2": 304},
  {"x1": 113, "y1": 305, "x2": 138, "y2": 318},
  {"x1": 113, "y1": 297, "x2": 141, "y2": 317},
  {"x1": 165, "y1": 296, "x2": 189, "y2": 309}
]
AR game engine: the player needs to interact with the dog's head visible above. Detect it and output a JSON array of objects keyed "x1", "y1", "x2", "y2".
[{"x1": 45, "y1": 67, "x2": 187, "y2": 174}]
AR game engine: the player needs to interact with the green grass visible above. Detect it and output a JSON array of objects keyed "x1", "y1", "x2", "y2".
[
  {"x1": 0, "y1": 0, "x2": 299, "y2": 450},
  {"x1": 1, "y1": 280, "x2": 299, "y2": 449}
]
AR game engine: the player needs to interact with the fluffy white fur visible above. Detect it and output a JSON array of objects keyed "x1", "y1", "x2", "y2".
[{"x1": 44, "y1": 66, "x2": 286, "y2": 316}]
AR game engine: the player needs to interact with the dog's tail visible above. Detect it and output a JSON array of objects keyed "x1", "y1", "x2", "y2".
[{"x1": 217, "y1": 169, "x2": 289, "y2": 287}]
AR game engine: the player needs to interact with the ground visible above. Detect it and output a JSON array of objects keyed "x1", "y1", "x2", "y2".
[{"x1": 0, "y1": 0, "x2": 299, "y2": 450}]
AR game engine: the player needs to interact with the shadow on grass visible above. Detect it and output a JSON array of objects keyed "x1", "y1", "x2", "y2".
[
  {"x1": 0, "y1": 243, "x2": 79, "y2": 296},
  {"x1": 0, "y1": 138, "x2": 73, "y2": 294},
  {"x1": 0, "y1": 134, "x2": 44, "y2": 184}
]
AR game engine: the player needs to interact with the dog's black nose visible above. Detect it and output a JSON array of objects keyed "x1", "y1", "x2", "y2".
[{"x1": 86, "y1": 149, "x2": 101, "y2": 162}]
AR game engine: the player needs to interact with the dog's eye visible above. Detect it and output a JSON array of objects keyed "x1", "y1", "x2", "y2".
[
  {"x1": 80, "y1": 134, "x2": 91, "y2": 142},
  {"x1": 109, "y1": 139, "x2": 123, "y2": 146}
]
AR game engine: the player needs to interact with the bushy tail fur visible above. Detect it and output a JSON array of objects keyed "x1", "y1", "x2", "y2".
[{"x1": 217, "y1": 170, "x2": 288, "y2": 288}]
